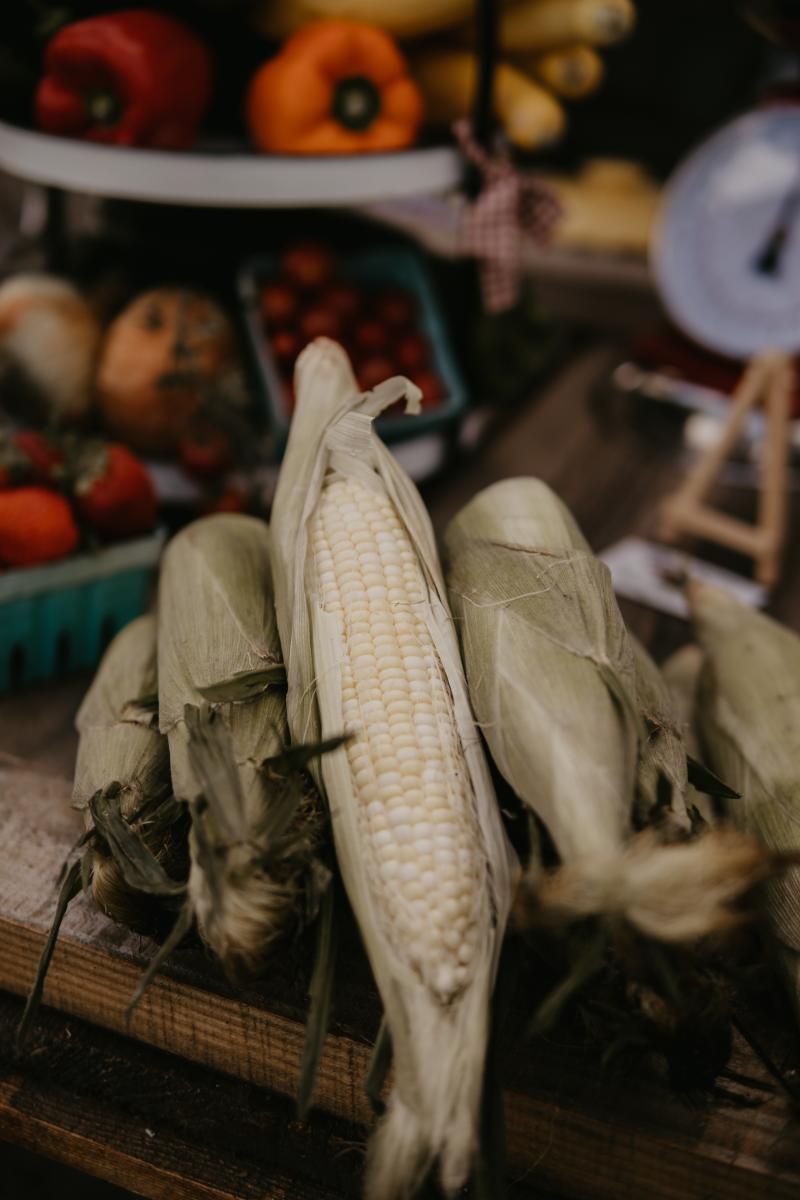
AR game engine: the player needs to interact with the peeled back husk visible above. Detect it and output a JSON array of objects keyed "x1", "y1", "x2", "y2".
[
  {"x1": 444, "y1": 477, "x2": 771, "y2": 944},
  {"x1": 270, "y1": 338, "x2": 517, "y2": 1200},
  {"x1": 158, "y1": 513, "x2": 326, "y2": 983},
  {"x1": 690, "y1": 580, "x2": 800, "y2": 1017}
]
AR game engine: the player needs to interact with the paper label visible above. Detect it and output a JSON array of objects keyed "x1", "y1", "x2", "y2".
[{"x1": 600, "y1": 537, "x2": 767, "y2": 618}]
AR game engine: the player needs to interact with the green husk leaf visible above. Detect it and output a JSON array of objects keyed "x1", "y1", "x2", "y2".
[
  {"x1": 197, "y1": 665, "x2": 286, "y2": 704},
  {"x1": 628, "y1": 634, "x2": 691, "y2": 834},
  {"x1": 472, "y1": 940, "x2": 519, "y2": 1200},
  {"x1": 158, "y1": 514, "x2": 283, "y2": 737},
  {"x1": 364, "y1": 1017, "x2": 392, "y2": 1113},
  {"x1": 262, "y1": 734, "x2": 350, "y2": 779},
  {"x1": 527, "y1": 925, "x2": 608, "y2": 1037},
  {"x1": 125, "y1": 899, "x2": 195, "y2": 1022},
  {"x1": 686, "y1": 756, "x2": 740, "y2": 801},
  {"x1": 74, "y1": 615, "x2": 171, "y2": 815},
  {"x1": 661, "y1": 643, "x2": 721, "y2": 824},
  {"x1": 297, "y1": 879, "x2": 338, "y2": 1121},
  {"x1": 17, "y1": 858, "x2": 82, "y2": 1044}
]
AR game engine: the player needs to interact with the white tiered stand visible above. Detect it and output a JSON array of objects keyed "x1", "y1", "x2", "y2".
[{"x1": 0, "y1": 120, "x2": 463, "y2": 208}]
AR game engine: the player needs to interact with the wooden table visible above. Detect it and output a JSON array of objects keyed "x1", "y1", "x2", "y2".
[{"x1": 2, "y1": 344, "x2": 800, "y2": 1200}]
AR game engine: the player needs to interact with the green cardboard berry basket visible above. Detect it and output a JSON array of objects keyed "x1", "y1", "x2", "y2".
[
  {"x1": 0, "y1": 530, "x2": 164, "y2": 691},
  {"x1": 238, "y1": 246, "x2": 468, "y2": 456}
]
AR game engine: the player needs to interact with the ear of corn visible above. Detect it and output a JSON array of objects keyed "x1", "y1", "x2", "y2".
[
  {"x1": 19, "y1": 615, "x2": 184, "y2": 1042},
  {"x1": 690, "y1": 581, "x2": 800, "y2": 1014},
  {"x1": 444, "y1": 477, "x2": 771, "y2": 944},
  {"x1": 158, "y1": 514, "x2": 326, "y2": 984},
  {"x1": 270, "y1": 338, "x2": 516, "y2": 1200},
  {"x1": 74, "y1": 614, "x2": 186, "y2": 929}
]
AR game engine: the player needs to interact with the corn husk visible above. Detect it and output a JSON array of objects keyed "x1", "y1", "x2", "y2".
[
  {"x1": 158, "y1": 513, "x2": 330, "y2": 985},
  {"x1": 73, "y1": 614, "x2": 186, "y2": 927},
  {"x1": 690, "y1": 580, "x2": 800, "y2": 1017},
  {"x1": 444, "y1": 477, "x2": 771, "y2": 943},
  {"x1": 628, "y1": 634, "x2": 691, "y2": 835},
  {"x1": 661, "y1": 645, "x2": 704, "y2": 759},
  {"x1": 661, "y1": 644, "x2": 716, "y2": 826},
  {"x1": 270, "y1": 338, "x2": 516, "y2": 1200},
  {"x1": 19, "y1": 615, "x2": 184, "y2": 1042}
]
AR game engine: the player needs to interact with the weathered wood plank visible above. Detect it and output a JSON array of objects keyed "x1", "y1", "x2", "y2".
[
  {"x1": 2, "y1": 768, "x2": 800, "y2": 1200},
  {"x1": 0, "y1": 994, "x2": 364, "y2": 1200}
]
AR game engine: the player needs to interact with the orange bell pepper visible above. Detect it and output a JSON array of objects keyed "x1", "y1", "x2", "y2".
[{"x1": 246, "y1": 20, "x2": 424, "y2": 155}]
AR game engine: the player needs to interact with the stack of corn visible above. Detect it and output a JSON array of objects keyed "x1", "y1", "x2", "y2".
[
  {"x1": 444, "y1": 477, "x2": 771, "y2": 946},
  {"x1": 271, "y1": 338, "x2": 516, "y2": 1199},
  {"x1": 23, "y1": 514, "x2": 337, "y2": 1042},
  {"x1": 690, "y1": 581, "x2": 800, "y2": 1018}
]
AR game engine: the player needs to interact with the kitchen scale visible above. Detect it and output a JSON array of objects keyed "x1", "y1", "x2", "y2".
[{"x1": 645, "y1": 103, "x2": 800, "y2": 589}]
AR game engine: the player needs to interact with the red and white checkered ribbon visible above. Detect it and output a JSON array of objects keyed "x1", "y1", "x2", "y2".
[{"x1": 454, "y1": 119, "x2": 562, "y2": 313}]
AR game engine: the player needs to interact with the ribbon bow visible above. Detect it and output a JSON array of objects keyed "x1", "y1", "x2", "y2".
[{"x1": 454, "y1": 119, "x2": 562, "y2": 313}]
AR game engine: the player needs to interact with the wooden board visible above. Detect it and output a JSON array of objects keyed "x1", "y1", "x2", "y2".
[{"x1": 3, "y1": 750, "x2": 800, "y2": 1199}]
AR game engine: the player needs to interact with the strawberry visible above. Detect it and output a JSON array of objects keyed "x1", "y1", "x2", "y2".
[
  {"x1": 0, "y1": 487, "x2": 79, "y2": 567},
  {"x1": 76, "y1": 444, "x2": 157, "y2": 538}
]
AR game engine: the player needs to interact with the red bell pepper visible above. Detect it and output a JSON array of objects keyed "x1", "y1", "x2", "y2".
[{"x1": 34, "y1": 10, "x2": 213, "y2": 150}]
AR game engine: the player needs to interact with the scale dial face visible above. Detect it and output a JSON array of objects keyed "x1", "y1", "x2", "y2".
[{"x1": 652, "y1": 106, "x2": 800, "y2": 359}]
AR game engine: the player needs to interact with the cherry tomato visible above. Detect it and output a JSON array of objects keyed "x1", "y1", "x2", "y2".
[
  {"x1": 395, "y1": 332, "x2": 430, "y2": 374},
  {"x1": 319, "y1": 282, "x2": 362, "y2": 321},
  {"x1": 358, "y1": 355, "x2": 395, "y2": 392},
  {"x1": 260, "y1": 282, "x2": 297, "y2": 327},
  {"x1": 413, "y1": 369, "x2": 445, "y2": 407},
  {"x1": 354, "y1": 320, "x2": 388, "y2": 354},
  {"x1": 375, "y1": 287, "x2": 416, "y2": 328},
  {"x1": 300, "y1": 305, "x2": 343, "y2": 342},
  {"x1": 281, "y1": 242, "x2": 336, "y2": 290},
  {"x1": 271, "y1": 328, "x2": 302, "y2": 368}
]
